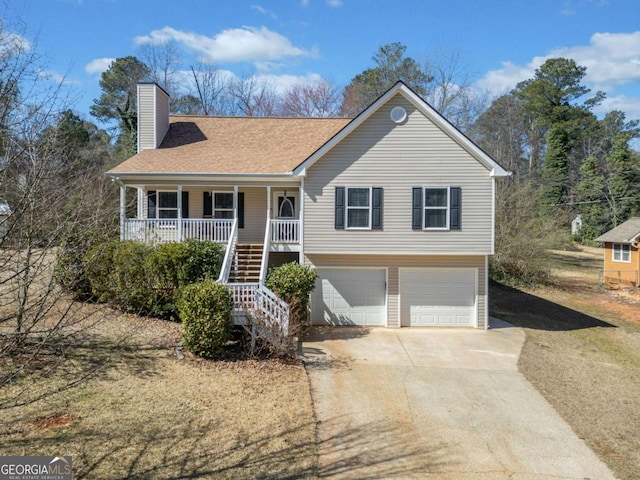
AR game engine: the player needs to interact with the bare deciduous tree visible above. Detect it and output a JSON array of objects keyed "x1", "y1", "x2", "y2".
[
  {"x1": 279, "y1": 78, "x2": 341, "y2": 117},
  {"x1": 138, "y1": 40, "x2": 182, "y2": 98},
  {"x1": 0, "y1": 13, "x2": 118, "y2": 407},
  {"x1": 228, "y1": 75, "x2": 279, "y2": 117},
  {"x1": 189, "y1": 62, "x2": 225, "y2": 115}
]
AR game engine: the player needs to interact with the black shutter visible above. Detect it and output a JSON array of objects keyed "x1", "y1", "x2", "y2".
[
  {"x1": 372, "y1": 187, "x2": 383, "y2": 230},
  {"x1": 412, "y1": 187, "x2": 422, "y2": 229},
  {"x1": 203, "y1": 191, "x2": 212, "y2": 218},
  {"x1": 181, "y1": 191, "x2": 189, "y2": 219},
  {"x1": 238, "y1": 192, "x2": 245, "y2": 229},
  {"x1": 450, "y1": 187, "x2": 461, "y2": 230},
  {"x1": 335, "y1": 187, "x2": 345, "y2": 229},
  {"x1": 147, "y1": 190, "x2": 156, "y2": 219}
]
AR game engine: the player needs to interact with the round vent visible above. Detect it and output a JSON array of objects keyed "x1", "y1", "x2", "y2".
[{"x1": 390, "y1": 106, "x2": 407, "y2": 123}]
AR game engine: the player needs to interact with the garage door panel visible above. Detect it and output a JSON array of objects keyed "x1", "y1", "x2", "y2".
[
  {"x1": 401, "y1": 269, "x2": 476, "y2": 327},
  {"x1": 312, "y1": 269, "x2": 386, "y2": 326}
]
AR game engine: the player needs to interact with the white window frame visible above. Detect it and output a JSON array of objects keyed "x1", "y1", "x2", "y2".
[
  {"x1": 423, "y1": 186, "x2": 450, "y2": 230},
  {"x1": 213, "y1": 191, "x2": 234, "y2": 219},
  {"x1": 346, "y1": 186, "x2": 372, "y2": 230},
  {"x1": 612, "y1": 243, "x2": 631, "y2": 263},
  {"x1": 157, "y1": 190, "x2": 178, "y2": 219}
]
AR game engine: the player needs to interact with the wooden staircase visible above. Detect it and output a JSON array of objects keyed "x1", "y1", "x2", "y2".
[{"x1": 229, "y1": 243, "x2": 263, "y2": 283}]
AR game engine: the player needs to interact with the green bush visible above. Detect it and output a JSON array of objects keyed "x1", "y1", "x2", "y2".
[
  {"x1": 178, "y1": 281, "x2": 232, "y2": 358},
  {"x1": 84, "y1": 239, "x2": 120, "y2": 303},
  {"x1": 83, "y1": 239, "x2": 225, "y2": 320},
  {"x1": 265, "y1": 262, "x2": 317, "y2": 325},
  {"x1": 56, "y1": 228, "x2": 116, "y2": 300},
  {"x1": 182, "y1": 239, "x2": 224, "y2": 283},
  {"x1": 111, "y1": 241, "x2": 155, "y2": 313}
]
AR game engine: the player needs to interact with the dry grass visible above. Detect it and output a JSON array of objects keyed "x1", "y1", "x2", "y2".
[
  {"x1": 0, "y1": 309, "x2": 317, "y2": 479},
  {"x1": 491, "y1": 245, "x2": 640, "y2": 480}
]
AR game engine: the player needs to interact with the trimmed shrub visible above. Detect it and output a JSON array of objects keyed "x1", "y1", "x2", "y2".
[
  {"x1": 178, "y1": 281, "x2": 233, "y2": 358},
  {"x1": 182, "y1": 239, "x2": 224, "y2": 283},
  {"x1": 83, "y1": 239, "x2": 225, "y2": 320},
  {"x1": 265, "y1": 262, "x2": 317, "y2": 326}
]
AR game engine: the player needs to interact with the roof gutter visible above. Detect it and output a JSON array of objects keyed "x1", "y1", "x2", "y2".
[{"x1": 105, "y1": 171, "x2": 301, "y2": 182}]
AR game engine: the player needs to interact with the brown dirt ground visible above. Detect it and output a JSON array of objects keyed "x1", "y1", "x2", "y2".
[
  {"x1": 491, "y1": 245, "x2": 640, "y2": 480},
  {"x1": 0, "y1": 309, "x2": 317, "y2": 479}
]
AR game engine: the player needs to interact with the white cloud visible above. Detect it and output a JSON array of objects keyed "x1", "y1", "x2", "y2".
[
  {"x1": 134, "y1": 26, "x2": 311, "y2": 66},
  {"x1": 595, "y1": 94, "x2": 640, "y2": 120},
  {"x1": 251, "y1": 5, "x2": 278, "y2": 19},
  {"x1": 327, "y1": 0, "x2": 343, "y2": 6},
  {"x1": 0, "y1": 31, "x2": 31, "y2": 55},
  {"x1": 300, "y1": 0, "x2": 310, "y2": 5},
  {"x1": 254, "y1": 72, "x2": 323, "y2": 94},
  {"x1": 37, "y1": 69, "x2": 81, "y2": 85},
  {"x1": 477, "y1": 31, "x2": 640, "y2": 97},
  {"x1": 84, "y1": 57, "x2": 115, "y2": 75}
]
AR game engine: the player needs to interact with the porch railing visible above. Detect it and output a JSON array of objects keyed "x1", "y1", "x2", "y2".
[
  {"x1": 122, "y1": 218, "x2": 233, "y2": 243},
  {"x1": 228, "y1": 283, "x2": 290, "y2": 338},
  {"x1": 217, "y1": 218, "x2": 238, "y2": 284},
  {"x1": 271, "y1": 219, "x2": 300, "y2": 244}
]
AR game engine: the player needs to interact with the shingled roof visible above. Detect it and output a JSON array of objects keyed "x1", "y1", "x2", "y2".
[
  {"x1": 108, "y1": 115, "x2": 352, "y2": 175},
  {"x1": 595, "y1": 217, "x2": 640, "y2": 244}
]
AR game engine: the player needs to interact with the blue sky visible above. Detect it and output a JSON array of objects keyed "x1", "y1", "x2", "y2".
[{"x1": 8, "y1": 0, "x2": 640, "y2": 125}]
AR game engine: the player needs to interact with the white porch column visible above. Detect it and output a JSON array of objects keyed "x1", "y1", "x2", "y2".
[
  {"x1": 299, "y1": 178, "x2": 305, "y2": 263},
  {"x1": 119, "y1": 184, "x2": 126, "y2": 241},
  {"x1": 233, "y1": 185, "x2": 239, "y2": 219},
  {"x1": 266, "y1": 186, "x2": 271, "y2": 216},
  {"x1": 177, "y1": 184, "x2": 183, "y2": 241},
  {"x1": 137, "y1": 187, "x2": 144, "y2": 218}
]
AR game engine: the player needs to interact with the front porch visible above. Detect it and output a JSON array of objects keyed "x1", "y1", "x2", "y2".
[
  {"x1": 117, "y1": 184, "x2": 302, "y2": 251},
  {"x1": 121, "y1": 217, "x2": 300, "y2": 246}
]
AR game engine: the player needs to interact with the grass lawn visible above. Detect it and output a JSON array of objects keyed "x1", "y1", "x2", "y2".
[
  {"x1": 491, "y1": 245, "x2": 640, "y2": 480},
  {"x1": 1, "y1": 311, "x2": 317, "y2": 479}
]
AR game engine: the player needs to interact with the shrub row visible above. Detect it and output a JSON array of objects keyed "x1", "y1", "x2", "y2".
[{"x1": 81, "y1": 239, "x2": 224, "y2": 320}]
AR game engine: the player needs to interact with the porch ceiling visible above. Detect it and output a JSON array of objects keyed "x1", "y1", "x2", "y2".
[{"x1": 107, "y1": 116, "x2": 351, "y2": 176}]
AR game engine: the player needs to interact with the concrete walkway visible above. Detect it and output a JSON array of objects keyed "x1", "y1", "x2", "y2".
[{"x1": 302, "y1": 320, "x2": 616, "y2": 479}]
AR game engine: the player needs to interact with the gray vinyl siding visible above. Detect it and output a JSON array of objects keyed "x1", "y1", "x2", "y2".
[
  {"x1": 137, "y1": 84, "x2": 169, "y2": 152},
  {"x1": 154, "y1": 88, "x2": 169, "y2": 147},
  {"x1": 306, "y1": 254, "x2": 488, "y2": 329},
  {"x1": 239, "y1": 187, "x2": 267, "y2": 243},
  {"x1": 304, "y1": 94, "x2": 494, "y2": 255},
  {"x1": 137, "y1": 85, "x2": 156, "y2": 152}
]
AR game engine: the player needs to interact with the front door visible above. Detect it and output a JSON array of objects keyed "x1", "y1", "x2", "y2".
[{"x1": 276, "y1": 194, "x2": 296, "y2": 219}]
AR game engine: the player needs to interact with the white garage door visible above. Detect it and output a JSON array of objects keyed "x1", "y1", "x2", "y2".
[
  {"x1": 400, "y1": 269, "x2": 476, "y2": 327},
  {"x1": 312, "y1": 268, "x2": 386, "y2": 326}
]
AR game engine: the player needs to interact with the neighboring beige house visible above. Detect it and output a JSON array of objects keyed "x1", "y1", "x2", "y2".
[
  {"x1": 595, "y1": 217, "x2": 640, "y2": 286},
  {"x1": 106, "y1": 82, "x2": 508, "y2": 330}
]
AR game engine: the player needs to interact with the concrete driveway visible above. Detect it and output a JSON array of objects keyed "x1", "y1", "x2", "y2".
[{"x1": 302, "y1": 320, "x2": 616, "y2": 479}]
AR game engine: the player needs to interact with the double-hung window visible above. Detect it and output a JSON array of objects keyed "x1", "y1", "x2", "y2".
[
  {"x1": 424, "y1": 187, "x2": 450, "y2": 230},
  {"x1": 412, "y1": 186, "x2": 461, "y2": 231},
  {"x1": 335, "y1": 186, "x2": 383, "y2": 230},
  {"x1": 157, "y1": 191, "x2": 178, "y2": 219},
  {"x1": 214, "y1": 192, "x2": 234, "y2": 219},
  {"x1": 346, "y1": 187, "x2": 372, "y2": 229},
  {"x1": 612, "y1": 243, "x2": 631, "y2": 263}
]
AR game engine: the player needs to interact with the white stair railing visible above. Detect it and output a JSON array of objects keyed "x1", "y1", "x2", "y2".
[
  {"x1": 217, "y1": 217, "x2": 238, "y2": 283},
  {"x1": 259, "y1": 210, "x2": 272, "y2": 285}
]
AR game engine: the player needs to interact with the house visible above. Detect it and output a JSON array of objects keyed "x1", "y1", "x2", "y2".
[
  {"x1": 595, "y1": 217, "x2": 640, "y2": 286},
  {"x1": 106, "y1": 81, "x2": 508, "y2": 330},
  {"x1": 571, "y1": 214, "x2": 582, "y2": 235}
]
